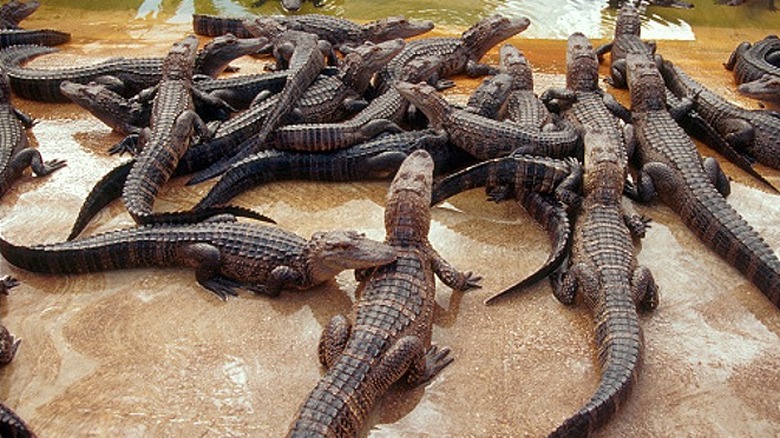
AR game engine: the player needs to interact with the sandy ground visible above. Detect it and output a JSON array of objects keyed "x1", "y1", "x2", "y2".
[{"x1": 0, "y1": 4, "x2": 778, "y2": 437}]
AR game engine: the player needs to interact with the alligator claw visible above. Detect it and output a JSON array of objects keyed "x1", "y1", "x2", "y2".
[
  {"x1": 42, "y1": 158, "x2": 67, "y2": 174},
  {"x1": 462, "y1": 271, "x2": 483, "y2": 290},
  {"x1": 0, "y1": 276, "x2": 20, "y2": 295},
  {"x1": 108, "y1": 134, "x2": 139, "y2": 156},
  {"x1": 201, "y1": 277, "x2": 241, "y2": 300},
  {"x1": 417, "y1": 344, "x2": 453, "y2": 385}
]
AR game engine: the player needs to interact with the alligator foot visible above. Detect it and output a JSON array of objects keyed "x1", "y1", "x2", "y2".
[
  {"x1": 415, "y1": 344, "x2": 453, "y2": 385},
  {"x1": 108, "y1": 134, "x2": 139, "y2": 156},
  {"x1": 0, "y1": 276, "x2": 20, "y2": 295}
]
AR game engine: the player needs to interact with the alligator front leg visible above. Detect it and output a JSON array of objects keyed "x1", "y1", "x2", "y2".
[
  {"x1": 0, "y1": 276, "x2": 19, "y2": 295},
  {"x1": 252, "y1": 265, "x2": 305, "y2": 297},
  {"x1": 715, "y1": 117, "x2": 755, "y2": 153},
  {"x1": 623, "y1": 214, "x2": 652, "y2": 239},
  {"x1": 465, "y1": 60, "x2": 499, "y2": 77},
  {"x1": 178, "y1": 242, "x2": 240, "y2": 300},
  {"x1": 375, "y1": 335, "x2": 453, "y2": 387},
  {"x1": 318, "y1": 315, "x2": 352, "y2": 368},
  {"x1": 630, "y1": 161, "x2": 679, "y2": 203},
  {"x1": 426, "y1": 245, "x2": 482, "y2": 291}
]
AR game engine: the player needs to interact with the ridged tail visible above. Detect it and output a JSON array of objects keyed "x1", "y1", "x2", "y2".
[
  {"x1": 431, "y1": 157, "x2": 509, "y2": 205},
  {"x1": 0, "y1": 401, "x2": 35, "y2": 438},
  {"x1": 550, "y1": 294, "x2": 642, "y2": 438},
  {"x1": 0, "y1": 29, "x2": 70, "y2": 48}
]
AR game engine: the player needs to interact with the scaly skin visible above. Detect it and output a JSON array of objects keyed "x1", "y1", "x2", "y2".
[
  {"x1": 396, "y1": 81, "x2": 580, "y2": 160},
  {"x1": 192, "y1": 14, "x2": 433, "y2": 51},
  {"x1": 662, "y1": 56, "x2": 780, "y2": 169},
  {"x1": 541, "y1": 33, "x2": 632, "y2": 163},
  {"x1": 549, "y1": 127, "x2": 658, "y2": 438},
  {"x1": 0, "y1": 0, "x2": 38, "y2": 29},
  {"x1": 288, "y1": 150, "x2": 480, "y2": 437},
  {"x1": 0, "y1": 34, "x2": 261, "y2": 102},
  {"x1": 725, "y1": 35, "x2": 780, "y2": 102},
  {"x1": 464, "y1": 72, "x2": 514, "y2": 120},
  {"x1": 0, "y1": 28, "x2": 70, "y2": 48},
  {"x1": 629, "y1": 53, "x2": 780, "y2": 307},
  {"x1": 191, "y1": 18, "x2": 333, "y2": 182},
  {"x1": 1, "y1": 221, "x2": 397, "y2": 301},
  {"x1": 195, "y1": 129, "x2": 457, "y2": 209},
  {"x1": 122, "y1": 35, "x2": 210, "y2": 224},
  {"x1": 0, "y1": 70, "x2": 65, "y2": 198},
  {"x1": 594, "y1": 3, "x2": 656, "y2": 89},
  {"x1": 376, "y1": 14, "x2": 530, "y2": 93},
  {"x1": 499, "y1": 44, "x2": 562, "y2": 129}
]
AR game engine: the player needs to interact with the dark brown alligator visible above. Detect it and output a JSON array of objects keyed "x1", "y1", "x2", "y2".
[
  {"x1": 190, "y1": 17, "x2": 334, "y2": 182},
  {"x1": 0, "y1": 0, "x2": 38, "y2": 30},
  {"x1": 594, "y1": 3, "x2": 656, "y2": 89},
  {"x1": 628, "y1": 53, "x2": 780, "y2": 307},
  {"x1": 430, "y1": 153, "x2": 581, "y2": 302},
  {"x1": 396, "y1": 81, "x2": 580, "y2": 160},
  {"x1": 499, "y1": 44, "x2": 563, "y2": 130},
  {"x1": 548, "y1": 127, "x2": 658, "y2": 438},
  {"x1": 464, "y1": 72, "x2": 514, "y2": 120},
  {"x1": 541, "y1": 33, "x2": 632, "y2": 162},
  {"x1": 661, "y1": 55, "x2": 780, "y2": 170},
  {"x1": 0, "y1": 219, "x2": 397, "y2": 301},
  {"x1": 254, "y1": 0, "x2": 323, "y2": 13},
  {"x1": 192, "y1": 13, "x2": 434, "y2": 52},
  {"x1": 0, "y1": 33, "x2": 266, "y2": 102},
  {"x1": 0, "y1": 28, "x2": 70, "y2": 48},
  {"x1": 725, "y1": 35, "x2": 780, "y2": 102},
  {"x1": 288, "y1": 149, "x2": 480, "y2": 437},
  {"x1": 194, "y1": 129, "x2": 462, "y2": 209},
  {"x1": 375, "y1": 14, "x2": 531, "y2": 93},
  {"x1": 121, "y1": 35, "x2": 213, "y2": 225},
  {"x1": 716, "y1": 0, "x2": 776, "y2": 11},
  {"x1": 0, "y1": 69, "x2": 65, "y2": 199},
  {"x1": 0, "y1": 275, "x2": 35, "y2": 438}
]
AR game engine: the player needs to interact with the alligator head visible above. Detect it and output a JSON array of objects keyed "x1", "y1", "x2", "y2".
[
  {"x1": 499, "y1": 43, "x2": 533, "y2": 90},
  {"x1": 565, "y1": 32, "x2": 600, "y2": 92},
  {"x1": 737, "y1": 75, "x2": 780, "y2": 103},
  {"x1": 363, "y1": 16, "x2": 435, "y2": 42},
  {"x1": 305, "y1": 230, "x2": 397, "y2": 283},
  {"x1": 626, "y1": 53, "x2": 667, "y2": 112},
  {"x1": 385, "y1": 150, "x2": 435, "y2": 242},
  {"x1": 461, "y1": 14, "x2": 531, "y2": 61},
  {"x1": 196, "y1": 33, "x2": 270, "y2": 77}
]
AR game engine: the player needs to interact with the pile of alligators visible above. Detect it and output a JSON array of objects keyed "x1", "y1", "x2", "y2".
[{"x1": 0, "y1": 1, "x2": 778, "y2": 436}]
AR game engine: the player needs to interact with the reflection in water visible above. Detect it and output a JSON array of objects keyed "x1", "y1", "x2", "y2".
[{"x1": 128, "y1": 0, "x2": 698, "y2": 39}]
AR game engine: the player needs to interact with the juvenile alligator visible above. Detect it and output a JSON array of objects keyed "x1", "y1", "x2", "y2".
[
  {"x1": 191, "y1": 17, "x2": 333, "y2": 182},
  {"x1": 0, "y1": 69, "x2": 65, "y2": 198},
  {"x1": 724, "y1": 35, "x2": 780, "y2": 102},
  {"x1": 430, "y1": 154, "x2": 581, "y2": 302},
  {"x1": 121, "y1": 35, "x2": 212, "y2": 224},
  {"x1": 541, "y1": 33, "x2": 632, "y2": 161},
  {"x1": 661, "y1": 56, "x2": 780, "y2": 169},
  {"x1": 0, "y1": 275, "x2": 35, "y2": 438},
  {"x1": 594, "y1": 3, "x2": 656, "y2": 89},
  {"x1": 464, "y1": 72, "x2": 514, "y2": 120},
  {"x1": 375, "y1": 14, "x2": 531, "y2": 93},
  {"x1": 716, "y1": 0, "x2": 776, "y2": 11},
  {"x1": 0, "y1": 28, "x2": 70, "y2": 48},
  {"x1": 0, "y1": 220, "x2": 397, "y2": 300},
  {"x1": 0, "y1": 0, "x2": 38, "y2": 30},
  {"x1": 499, "y1": 44, "x2": 562, "y2": 130},
  {"x1": 288, "y1": 149, "x2": 481, "y2": 437},
  {"x1": 396, "y1": 81, "x2": 580, "y2": 160},
  {"x1": 254, "y1": 0, "x2": 324, "y2": 12},
  {"x1": 192, "y1": 13, "x2": 434, "y2": 52},
  {"x1": 195, "y1": 129, "x2": 460, "y2": 209},
  {"x1": 549, "y1": 127, "x2": 657, "y2": 438},
  {"x1": 0, "y1": 33, "x2": 266, "y2": 102},
  {"x1": 628, "y1": 53, "x2": 780, "y2": 307}
]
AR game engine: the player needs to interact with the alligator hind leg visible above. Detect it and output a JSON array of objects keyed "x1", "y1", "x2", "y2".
[
  {"x1": 716, "y1": 118, "x2": 754, "y2": 153},
  {"x1": 702, "y1": 157, "x2": 731, "y2": 197},
  {"x1": 631, "y1": 265, "x2": 658, "y2": 312},
  {"x1": 0, "y1": 276, "x2": 19, "y2": 295},
  {"x1": 374, "y1": 335, "x2": 453, "y2": 387},
  {"x1": 318, "y1": 315, "x2": 351, "y2": 368},
  {"x1": 552, "y1": 263, "x2": 596, "y2": 305},
  {"x1": 0, "y1": 325, "x2": 20, "y2": 366},
  {"x1": 178, "y1": 243, "x2": 240, "y2": 300},
  {"x1": 10, "y1": 148, "x2": 67, "y2": 177},
  {"x1": 624, "y1": 214, "x2": 651, "y2": 239}
]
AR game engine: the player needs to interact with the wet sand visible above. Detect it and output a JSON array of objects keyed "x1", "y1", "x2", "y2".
[{"x1": 0, "y1": 4, "x2": 779, "y2": 437}]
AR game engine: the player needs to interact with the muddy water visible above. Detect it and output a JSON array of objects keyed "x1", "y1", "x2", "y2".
[{"x1": 0, "y1": 2, "x2": 779, "y2": 437}]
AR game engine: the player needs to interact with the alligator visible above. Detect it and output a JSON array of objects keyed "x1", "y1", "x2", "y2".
[
  {"x1": 594, "y1": 3, "x2": 657, "y2": 89},
  {"x1": 0, "y1": 276, "x2": 34, "y2": 438},
  {"x1": 0, "y1": 28, "x2": 70, "y2": 48},
  {"x1": 192, "y1": 13, "x2": 434, "y2": 52},
  {"x1": 548, "y1": 127, "x2": 657, "y2": 438},
  {"x1": 375, "y1": 14, "x2": 531, "y2": 93},
  {"x1": 253, "y1": 0, "x2": 324, "y2": 12},
  {"x1": 716, "y1": 0, "x2": 776, "y2": 11},
  {"x1": 194, "y1": 129, "x2": 461, "y2": 209},
  {"x1": 395, "y1": 81, "x2": 580, "y2": 160},
  {"x1": 0, "y1": 219, "x2": 397, "y2": 300},
  {"x1": 724, "y1": 35, "x2": 780, "y2": 102},
  {"x1": 499, "y1": 44, "x2": 564, "y2": 130},
  {"x1": 189, "y1": 17, "x2": 334, "y2": 183},
  {"x1": 464, "y1": 72, "x2": 514, "y2": 120},
  {"x1": 0, "y1": 69, "x2": 65, "y2": 199},
  {"x1": 287, "y1": 149, "x2": 481, "y2": 437},
  {"x1": 121, "y1": 35, "x2": 214, "y2": 224},
  {"x1": 541, "y1": 33, "x2": 633, "y2": 162},
  {"x1": 627, "y1": 53, "x2": 780, "y2": 307},
  {"x1": 0, "y1": 0, "x2": 38, "y2": 30},
  {"x1": 0, "y1": 33, "x2": 267, "y2": 102},
  {"x1": 430, "y1": 153, "x2": 582, "y2": 302},
  {"x1": 661, "y1": 55, "x2": 780, "y2": 170}
]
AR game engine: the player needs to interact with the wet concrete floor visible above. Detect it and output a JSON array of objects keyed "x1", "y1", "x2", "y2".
[{"x1": 0, "y1": 4, "x2": 779, "y2": 437}]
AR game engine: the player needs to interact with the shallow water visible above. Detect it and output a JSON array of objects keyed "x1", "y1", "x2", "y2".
[{"x1": 0, "y1": 1, "x2": 779, "y2": 437}]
